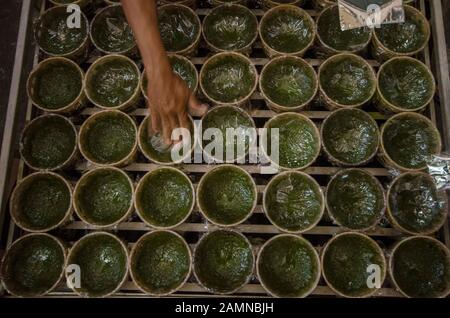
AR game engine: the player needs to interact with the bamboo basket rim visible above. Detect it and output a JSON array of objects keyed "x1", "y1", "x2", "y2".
[
  {"x1": 1, "y1": 233, "x2": 68, "y2": 298},
  {"x1": 193, "y1": 229, "x2": 255, "y2": 295},
  {"x1": 134, "y1": 167, "x2": 195, "y2": 230},
  {"x1": 376, "y1": 56, "x2": 436, "y2": 113},
  {"x1": 129, "y1": 230, "x2": 193, "y2": 296},
  {"x1": 199, "y1": 51, "x2": 258, "y2": 106},
  {"x1": 388, "y1": 235, "x2": 450, "y2": 298},
  {"x1": 321, "y1": 231, "x2": 387, "y2": 298},
  {"x1": 158, "y1": 4, "x2": 202, "y2": 55},
  {"x1": 89, "y1": 4, "x2": 138, "y2": 56},
  {"x1": 34, "y1": 6, "x2": 90, "y2": 58},
  {"x1": 262, "y1": 170, "x2": 325, "y2": 234},
  {"x1": 318, "y1": 53, "x2": 377, "y2": 109},
  {"x1": 27, "y1": 57, "x2": 85, "y2": 114},
  {"x1": 260, "y1": 112, "x2": 322, "y2": 171},
  {"x1": 202, "y1": 3, "x2": 259, "y2": 54},
  {"x1": 137, "y1": 115, "x2": 197, "y2": 166},
  {"x1": 380, "y1": 112, "x2": 442, "y2": 172},
  {"x1": 84, "y1": 54, "x2": 141, "y2": 111},
  {"x1": 385, "y1": 171, "x2": 448, "y2": 235},
  {"x1": 325, "y1": 168, "x2": 386, "y2": 232},
  {"x1": 19, "y1": 114, "x2": 79, "y2": 171},
  {"x1": 315, "y1": 4, "x2": 373, "y2": 55},
  {"x1": 10, "y1": 171, "x2": 73, "y2": 233},
  {"x1": 73, "y1": 166, "x2": 135, "y2": 229},
  {"x1": 259, "y1": 55, "x2": 319, "y2": 112},
  {"x1": 373, "y1": 5, "x2": 431, "y2": 58},
  {"x1": 66, "y1": 231, "x2": 130, "y2": 298},
  {"x1": 78, "y1": 109, "x2": 139, "y2": 167},
  {"x1": 320, "y1": 108, "x2": 380, "y2": 166},
  {"x1": 259, "y1": 5, "x2": 316, "y2": 57},
  {"x1": 256, "y1": 233, "x2": 321, "y2": 298},
  {"x1": 140, "y1": 54, "x2": 199, "y2": 100},
  {"x1": 199, "y1": 104, "x2": 257, "y2": 164},
  {"x1": 196, "y1": 164, "x2": 258, "y2": 227}
]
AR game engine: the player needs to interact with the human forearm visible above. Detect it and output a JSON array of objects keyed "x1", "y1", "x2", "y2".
[{"x1": 121, "y1": 0, "x2": 171, "y2": 79}]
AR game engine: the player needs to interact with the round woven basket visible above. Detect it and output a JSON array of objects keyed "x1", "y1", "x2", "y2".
[
  {"x1": 379, "y1": 112, "x2": 442, "y2": 172},
  {"x1": 318, "y1": 53, "x2": 376, "y2": 110},
  {"x1": 375, "y1": 56, "x2": 436, "y2": 114},
  {"x1": 259, "y1": 5, "x2": 316, "y2": 58},
  {"x1": 372, "y1": 5, "x2": 430, "y2": 61},
  {"x1": 27, "y1": 57, "x2": 86, "y2": 114},
  {"x1": 34, "y1": 6, "x2": 90, "y2": 62}
]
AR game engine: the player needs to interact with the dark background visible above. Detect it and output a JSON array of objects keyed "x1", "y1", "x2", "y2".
[
  {"x1": 0, "y1": 0, "x2": 22, "y2": 143},
  {"x1": 0, "y1": 0, "x2": 449, "y2": 141}
]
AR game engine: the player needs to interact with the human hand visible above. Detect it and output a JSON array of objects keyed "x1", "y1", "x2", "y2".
[{"x1": 146, "y1": 67, "x2": 208, "y2": 145}]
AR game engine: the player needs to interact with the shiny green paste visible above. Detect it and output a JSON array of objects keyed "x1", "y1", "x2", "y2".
[
  {"x1": 202, "y1": 55, "x2": 255, "y2": 103},
  {"x1": 323, "y1": 234, "x2": 384, "y2": 297},
  {"x1": 265, "y1": 114, "x2": 320, "y2": 169},
  {"x1": 158, "y1": 6, "x2": 200, "y2": 52},
  {"x1": 203, "y1": 5, "x2": 257, "y2": 51},
  {"x1": 137, "y1": 168, "x2": 193, "y2": 228},
  {"x1": 375, "y1": 10, "x2": 428, "y2": 53},
  {"x1": 261, "y1": 8, "x2": 314, "y2": 53},
  {"x1": 392, "y1": 238, "x2": 450, "y2": 298},
  {"x1": 88, "y1": 59, "x2": 139, "y2": 107},
  {"x1": 265, "y1": 172, "x2": 322, "y2": 232},
  {"x1": 198, "y1": 166, "x2": 255, "y2": 225},
  {"x1": 83, "y1": 112, "x2": 136, "y2": 164},
  {"x1": 379, "y1": 58, "x2": 434, "y2": 110},
  {"x1": 261, "y1": 58, "x2": 316, "y2": 107},
  {"x1": 389, "y1": 173, "x2": 446, "y2": 233},
  {"x1": 322, "y1": 109, "x2": 379, "y2": 164},
  {"x1": 258, "y1": 236, "x2": 319, "y2": 297},
  {"x1": 327, "y1": 170, "x2": 384, "y2": 230},
  {"x1": 318, "y1": 5, "x2": 371, "y2": 51},
  {"x1": 15, "y1": 174, "x2": 70, "y2": 231},
  {"x1": 22, "y1": 116, "x2": 76, "y2": 169},
  {"x1": 32, "y1": 61, "x2": 82, "y2": 110},
  {"x1": 76, "y1": 169, "x2": 132, "y2": 226},
  {"x1": 201, "y1": 106, "x2": 255, "y2": 161},
  {"x1": 132, "y1": 231, "x2": 190, "y2": 294},
  {"x1": 69, "y1": 234, "x2": 127, "y2": 297},
  {"x1": 2, "y1": 235, "x2": 65, "y2": 296},
  {"x1": 195, "y1": 231, "x2": 253, "y2": 293},
  {"x1": 320, "y1": 56, "x2": 374, "y2": 105},
  {"x1": 91, "y1": 5, "x2": 135, "y2": 53},
  {"x1": 36, "y1": 7, "x2": 88, "y2": 55},
  {"x1": 383, "y1": 115, "x2": 440, "y2": 170}
]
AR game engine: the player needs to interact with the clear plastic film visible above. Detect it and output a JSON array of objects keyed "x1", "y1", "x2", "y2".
[
  {"x1": 262, "y1": 59, "x2": 316, "y2": 107},
  {"x1": 386, "y1": 167, "x2": 448, "y2": 235},
  {"x1": 35, "y1": 6, "x2": 88, "y2": 56},
  {"x1": 380, "y1": 113, "x2": 441, "y2": 171},
  {"x1": 321, "y1": 108, "x2": 379, "y2": 166},
  {"x1": 378, "y1": 58, "x2": 434, "y2": 111},
  {"x1": 91, "y1": 5, "x2": 135, "y2": 53},
  {"x1": 203, "y1": 5, "x2": 257, "y2": 51},
  {"x1": 427, "y1": 154, "x2": 450, "y2": 190},
  {"x1": 200, "y1": 106, "x2": 256, "y2": 163},
  {"x1": 201, "y1": 54, "x2": 256, "y2": 104},
  {"x1": 158, "y1": 5, "x2": 200, "y2": 52},
  {"x1": 261, "y1": 8, "x2": 314, "y2": 53},
  {"x1": 317, "y1": 4, "x2": 371, "y2": 52},
  {"x1": 264, "y1": 172, "x2": 324, "y2": 233}
]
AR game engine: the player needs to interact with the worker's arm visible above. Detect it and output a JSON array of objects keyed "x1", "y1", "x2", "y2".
[{"x1": 121, "y1": 0, "x2": 207, "y2": 144}]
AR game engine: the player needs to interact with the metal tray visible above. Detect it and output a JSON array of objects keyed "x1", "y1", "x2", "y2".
[{"x1": 0, "y1": 0, "x2": 449, "y2": 298}]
